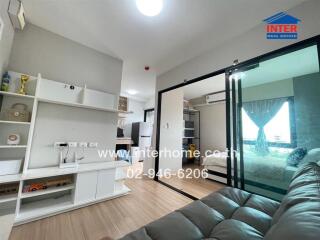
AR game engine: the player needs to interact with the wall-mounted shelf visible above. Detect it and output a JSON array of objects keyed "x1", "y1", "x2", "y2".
[
  {"x1": 37, "y1": 98, "x2": 120, "y2": 113},
  {"x1": 0, "y1": 174, "x2": 21, "y2": 184},
  {"x1": 0, "y1": 120, "x2": 31, "y2": 125},
  {"x1": 0, "y1": 91, "x2": 35, "y2": 99},
  {"x1": 21, "y1": 184, "x2": 75, "y2": 199},
  {"x1": 17, "y1": 194, "x2": 73, "y2": 223},
  {"x1": 0, "y1": 145, "x2": 27, "y2": 149},
  {"x1": 0, "y1": 194, "x2": 18, "y2": 204}
]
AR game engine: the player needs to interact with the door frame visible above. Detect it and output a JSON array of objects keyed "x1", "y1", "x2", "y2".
[
  {"x1": 154, "y1": 68, "x2": 231, "y2": 200},
  {"x1": 144, "y1": 108, "x2": 154, "y2": 122}
]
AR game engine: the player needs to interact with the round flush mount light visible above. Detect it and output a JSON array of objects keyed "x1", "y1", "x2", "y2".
[
  {"x1": 136, "y1": 0, "x2": 163, "y2": 17},
  {"x1": 127, "y1": 89, "x2": 138, "y2": 95}
]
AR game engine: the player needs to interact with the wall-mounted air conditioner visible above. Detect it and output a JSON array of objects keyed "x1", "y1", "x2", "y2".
[
  {"x1": 206, "y1": 92, "x2": 226, "y2": 104},
  {"x1": 8, "y1": 0, "x2": 26, "y2": 30}
]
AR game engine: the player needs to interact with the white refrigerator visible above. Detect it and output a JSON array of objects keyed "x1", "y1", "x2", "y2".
[{"x1": 131, "y1": 122, "x2": 153, "y2": 161}]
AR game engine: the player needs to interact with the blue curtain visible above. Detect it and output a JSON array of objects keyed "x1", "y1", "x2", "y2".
[{"x1": 243, "y1": 98, "x2": 287, "y2": 155}]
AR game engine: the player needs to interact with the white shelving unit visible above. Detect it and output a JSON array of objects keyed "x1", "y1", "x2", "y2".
[
  {"x1": 0, "y1": 91, "x2": 35, "y2": 99},
  {"x1": 0, "y1": 71, "x2": 131, "y2": 226},
  {"x1": 20, "y1": 184, "x2": 75, "y2": 199},
  {"x1": 0, "y1": 194, "x2": 18, "y2": 204},
  {"x1": 0, "y1": 120, "x2": 31, "y2": 125},
  {"x1": 37, "y1": 98, "x2": 120, "y2": 113},
  {"x1": 0, "y1": 145, "x2": 27, "y2": 149}
]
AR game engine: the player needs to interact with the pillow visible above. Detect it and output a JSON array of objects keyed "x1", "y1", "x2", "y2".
[
  {"x1": 287, "y1": 147, "x2": 307, "y2": 166},
  {"x1": 298, "y1": 148, "x2": 320, "y2": 167}
]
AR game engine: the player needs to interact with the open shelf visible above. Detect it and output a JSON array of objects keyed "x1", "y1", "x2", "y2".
[
  {"x1": 38, "y1": 98, "x2": 120, "y2": 113},
  {"x1": 0, "y1": 145, "x2": 27, "y2": 149},
  {"x1": 0, "y1": 91, "x2": 35, "y2": 99},
  {"x1": 0, "y1": 120, "x2": 31, "y2": 125},
  {"x1": 0, "y1": 174, "x2": 21, "y2": 184},
  {"x1": 17, "y1": 194, "x2": 73, "y2": 222},
  {"x1": 21, "y1": 184, "x2": 75, "y2": 199},
  {"x1": 0, "y1": 193, "x2": 18, "y2": 203}
]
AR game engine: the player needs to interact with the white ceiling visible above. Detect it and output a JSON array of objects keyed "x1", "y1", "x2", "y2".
[
  {"x1": 183, "y1": 73, "x2": 225, "y2": 100},
  {"x1": 22, "y1": 0, "x2": 309, "y2": 101}
]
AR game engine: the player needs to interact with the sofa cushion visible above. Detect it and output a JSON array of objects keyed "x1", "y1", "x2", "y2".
[
  {"x1": 264, "y1": 201, "x2": 320, "y2": 240},
  {"x1": 232, "y1": 207, "x2": 272, "y2": 234},
  {"x1": 177, "y1": 201, "x2": 224, "y2": 236},
  {"x1": 272, "y1": 162, "x2": 320, "y2": 224},
  {"x1": 145, "y1": 211, "x2": 203, "y2": 240},
  {"x1": 209, "y1": 219, "x2": 263, "y2": 240}
]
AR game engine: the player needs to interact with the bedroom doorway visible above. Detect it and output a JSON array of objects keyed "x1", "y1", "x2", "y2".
[
  {"x1": 229, "y1": 43, "x2": 320, "y2": 200},
  {"x1": 155, "y1": 72, "x2": 231, "y2": 199}
]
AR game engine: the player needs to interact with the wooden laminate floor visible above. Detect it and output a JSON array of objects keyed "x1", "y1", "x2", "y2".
[
  {"x1": 160, "y1": 163, "x2": 225, "y2": 199},
  {"x1": 9, "y1": 178, "x2": 193, "y2": 240}
]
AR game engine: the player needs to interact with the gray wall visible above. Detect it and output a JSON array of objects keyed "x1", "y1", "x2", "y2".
[
  {"x1": 9, "y1": 24, "x2": 123, "y2": 94},
  {"x1": 0, "y1": 0, "x2": 15, "y2": 77},
  {"x1": 242, "y1": 79, "x2": 294, "y2": 102},
  {"x1": 293, "y1": 73, "x2": 320, "y2": 149}
]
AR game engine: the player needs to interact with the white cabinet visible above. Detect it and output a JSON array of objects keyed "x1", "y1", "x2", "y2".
[
  {"x1": 96, "y1": 169, "x2": 115, "y2": 199},
  {"x1": 74, "y1": 171, "x2": 98, "y2": 204},
  {"x1": 74, "y1": 169, "x2": 116, "y2": 203}
]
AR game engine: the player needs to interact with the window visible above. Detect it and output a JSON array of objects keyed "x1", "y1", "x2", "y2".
[{"x1": 242, "y1": 100, "x2": 295, "y2": 147}]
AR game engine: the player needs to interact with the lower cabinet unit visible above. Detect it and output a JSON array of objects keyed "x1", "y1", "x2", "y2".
[
  {"x1": 96, "y1": 169, "x2": 115, "y2": 199},
  {"x1": 74, "y1": 169, "x2": 116, "y2": 204},
  {"x1": 74, "y1": 171, "x2": 98, "y2": 204}
]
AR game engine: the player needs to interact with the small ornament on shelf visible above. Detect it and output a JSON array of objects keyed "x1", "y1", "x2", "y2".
[
  {"x1": 18, "y1": 74, "x2": 29, "y2": 95},
  {"x1": 7, "y1": 134, "x2": 21, "y2": 145},
  {"x1": 1, "y1": 72, "x2": 11, "y2": 92}
]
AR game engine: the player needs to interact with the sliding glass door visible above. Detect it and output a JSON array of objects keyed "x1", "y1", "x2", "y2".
[{"x1": 230, "y1": 43, "x2": 320, "y2": 200}]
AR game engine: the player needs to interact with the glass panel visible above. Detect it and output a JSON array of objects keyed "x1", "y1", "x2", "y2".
[
  {"x1": 233, "y1": 45, "x2": 320, "y2": 200},
  {"x1": 158, "y1": 73, "x2": 227, "y2": 199}
]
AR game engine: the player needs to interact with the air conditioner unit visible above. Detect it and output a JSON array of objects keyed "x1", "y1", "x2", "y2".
[
  {"x1": 8, "y1": 0, "x2": 26, "y2": 30},
  {"x1": 206, "y1": 92, "x2": 225, "y2": 104}
]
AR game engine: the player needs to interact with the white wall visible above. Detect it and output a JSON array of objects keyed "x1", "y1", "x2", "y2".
[
  {"x1": 159, "y1": 88, "x2": 183, "y2": 171},
  {"x1": 144, "y1": 97, "x2": 155, "y2": 110},
  {"x1": 29, "y1": 103, "x2": 118, "y2": 168},
  {"x1": 123, "y1": 98, "x2": 145, "y2": 137},
  {"x1": 196, "y1": 103, "x2": 226, "y2": 155},
  {"x1": 0, "y1": 0, "x2": 15, "y2": 77},
  {"x1": 9, "y1": 24, "x2": 122, "y2": 94}
]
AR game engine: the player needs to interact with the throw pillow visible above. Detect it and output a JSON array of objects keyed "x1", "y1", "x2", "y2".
[
  {"x1": 299, "y1": 148, "x2": 320, "y2": 167},
  {"x1": 287, "y1": 147, "x2": 307, "y2": 167}
]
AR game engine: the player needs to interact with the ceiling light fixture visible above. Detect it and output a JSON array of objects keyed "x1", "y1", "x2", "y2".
[
  {"x1": 136, "y1": 0, "x2": 163, "y2": 17},
  {"x1": 127, "y1": 89, "x2": 138, "y2": 95}
]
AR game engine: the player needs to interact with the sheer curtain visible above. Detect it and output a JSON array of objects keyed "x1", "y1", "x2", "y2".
[{"x1": 243, "y1": 98, "x2": 287, "y2": 155}]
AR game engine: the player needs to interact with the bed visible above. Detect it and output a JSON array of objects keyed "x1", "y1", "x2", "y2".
[{"x1": 203, "y1": 146, "x2": 298, "y2": 199}]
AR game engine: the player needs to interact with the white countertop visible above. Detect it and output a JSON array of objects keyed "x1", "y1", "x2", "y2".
[{"x1": 22, "y1": 160, "x2": 130, "y2": 180}]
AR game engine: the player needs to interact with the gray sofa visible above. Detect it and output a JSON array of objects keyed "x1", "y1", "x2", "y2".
[{"x1": 119, "y1": 163, "x2": 320, "y2": 240}]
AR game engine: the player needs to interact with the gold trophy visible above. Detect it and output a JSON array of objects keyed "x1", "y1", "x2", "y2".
[{"x1": 18, "y1": 75, "x2": 29, "y2": 95}]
